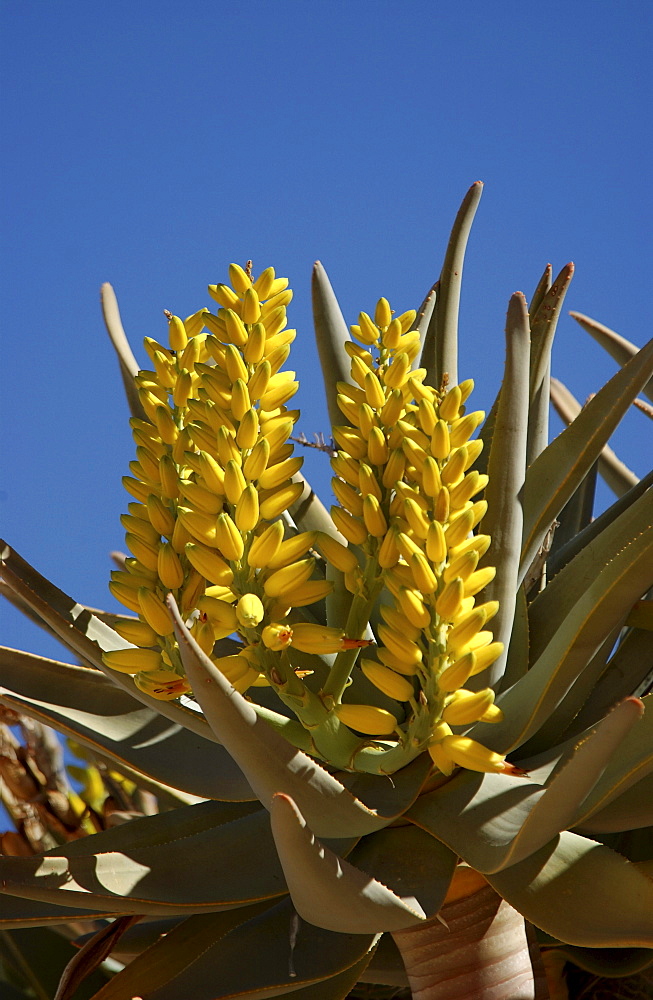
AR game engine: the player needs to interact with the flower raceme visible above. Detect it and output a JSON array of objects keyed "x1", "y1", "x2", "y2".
[{"x1": 105, "y1": 266, "x2": 507, "y2": 776}]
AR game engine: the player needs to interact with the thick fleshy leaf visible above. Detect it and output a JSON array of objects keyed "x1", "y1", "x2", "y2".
[
  {"x1": 347, "y1": 824, "x2": 457, "y2": 918},
  {"x1": 547, "y1": 467, "x2": 653, "y2": 580},
  {"x1": 574, "y1": 772, "x2": 653, "y2": 833},
  {"x1": 528, "y1": 263, "x2": 552, "y2": 319},
  {"x1": 423, "y1": 181, "x2": 483, "y2": 389},
  {"x1": 474, "y1": 529, "x2": 653, "y2": 754},
  {"x1": 527, "y1": 263, "x2": 574, "y2": 464},
  {"x1": 357, "y1": 933, "x2": 410, "y2": 987},
  {"x1": 549, "y1": 943, "x2": 653, "y2": 978},
  {"x1": 169, "y1": 595, "x2": 408, "y2": 838},
  {"x1": 409, "y1": 698, "x2": 643, "y2": 873},
  {"x1": 0, "y1": 927, "x2": 110, "y2": 1000},
  {"x1": 0, "y1": 646, "x2": 255, "y2": 801},
  {"x1": 0, "y1": 542, "x2": 215, "y2": 741},
  {"x1": 92, "y1": 897, "x2": 378, "y2": 1000},
  {"x1": 55, "y1": 915, "x2": 139, "y2": 1000},
  {"x1": 487, "y1": 830, "x2": 653, "y2": 947},
  {"x1": 477, "y1": 292, "x2": 530, "y2": 688},
  {"x1": 270, "y1": 793, "x2": 425, "y2": 933},
  {"x1": 567, "y1": 627, "x2": 653, "y2": 735},
  {"x1": 547, "y1": 461, "x2": 597, "y2": 567},
  {"x1": 311, "y1": 261, "x2": 352, "y2": 430},
  {"x1": 414, "y1": 281, "x2": 438, "y2": 354},
  {"x1": 100, "y1": 282, "x2": 147, "y2": 421},
  {"x1": 520, "y1": 335, "x2": 653, "y2": 582},
  {"x1": 0, "y1": 801, "x2": 290, "y2": 915},
  {"x1": 571, "y1": 311, "x2": 653, "y2": 403},
  {"x1": 550, "y1": 377, "x2": 639, "y2": 496},
  {"x1": 0, "y1": 894, "x2": 115, "y2": 929}
]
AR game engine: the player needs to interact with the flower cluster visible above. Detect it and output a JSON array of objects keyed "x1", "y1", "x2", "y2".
[
  {"x1": 326, "y1": 298, "x2": 507, "y2": 774},
  {"x1": 105, "y1": 268, "x2": 507, "y2": 776},
  {"x1": 105, "y1": 264, "x2": 334, "y2": 700}
]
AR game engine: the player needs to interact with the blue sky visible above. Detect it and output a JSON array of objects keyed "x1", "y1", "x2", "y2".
[{"x1": 1, "y1": 0, "x2": 651, "y2": 662}]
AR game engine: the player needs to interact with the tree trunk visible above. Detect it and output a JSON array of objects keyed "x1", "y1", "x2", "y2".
[{"x1": 392, "y1": 870, "x2": 549, "y2": 1000}]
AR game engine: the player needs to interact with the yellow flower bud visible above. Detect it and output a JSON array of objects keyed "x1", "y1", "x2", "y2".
[
  {"x1": 168, "y1": 315, "x2": 188, "y2": 351},
  {"x1": 263, "y1": 558, "x2": 315, "y2": 598},
  {"x1": 439, "y1": 385, "x2": 463, "y2": 422},
  {"x1": 259, "y1": 481, "x2": 304, "y2": 520},
  {"x1": 361, "y1": 660, "x2": 414, "y2": 702},
  {"x1": 262, "y1": 622, "x2": 293, "y2": 650},
  {"x1": 315, "y1": 532, "x2": 359, "y2": 573},
  {"x1": 157, "y1": 542, "x2": 185, "y2": 590},
  {"x1": 363, "y1": 495, "x2": 387, "y2": 537},
  {"x1": 335, "y1": 703, "x2": 398, "y2": 736},
  {"x1": 216, "y1": 512, "x2": 244, "y2": 561},
  {"x1": 440, "y1": 735, "x2": 506, "y2": 773},
  {"x1": 236, "y1": 593, "x2": 265, "y2": 628},
  {"x1": 397, "y1": 587, "x2": 431, "y2": 629},
  {"x1": 103, "y1": 647, "x2": 164, "y2": 674},
  {"x1": 247, "y1": 519, "x2": 285, "y2": 568},
  {"x1": 134, "y1": 669, "x2": 191, "y2": 701},
  {"x1": 112, "y1": 618, "x2": 159, "y2": 647}
]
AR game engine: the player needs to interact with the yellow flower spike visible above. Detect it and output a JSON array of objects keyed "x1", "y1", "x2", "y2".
[
  {"x1": 449, "y1": 471, "x2": 488, "y2": 509},
  {"x1": 222, "y1": 343, "x2": 248, "y2": 383},
  {"x1": 425, "y1": 520, "x2": 447, "y2": 565},
  {"x1": 383, "y1": 352, "x2": 411, "y2": 389},
  {"x1": 361, "y1": 660, "x2": 414, "y2": 702},
  {"x1": 403, "y1": 497, "x2": 430, "y2": 539},
  {"x1": 235, "y1": 484, "x2": 260, "y2": 531},
  {"x1": 402, "y1": 437, "x2": 428, "y2": 474},
  {"x1": 449, "y1": 411, "x2": 485, "y2": 449},
  {"x1": 157, "y1": 542, "x2": 185, "y2": 590},
  {"x1": 265, "y1": 343, "x2": 292, "y2": 375},
  {"x1": 137, "y1": 588, "x2": 176, "y2": 636},
  {"x1": 242, "y1": 286, "x2": 261, "y2": 324},
  {"x1": 397, "y1": 587, "x2": 431, "y2": 629},
  {"x1": 179, "y1": 337, "x2": 201, "y2": 372},
  {"x1": 382, "y1": 317, "x2": 403, "y2": 350},
  {"x1": 439, "y1": 385, "x2": 463, "y2": 422},
  {"x1": 438, "y1": 651, "x2": 477, "y2": 692},
  {"x1": 468, "y1": 641, "x2": 504, "y2": 674},
  {"x1": 441, "y1": 447, "x2": 468, "y2": 487},
  {"x1": 440, "y1": 735, "x2": 507, "y2": 774},
  {"x1": 445, "y1": 507, "x2": 475, "y2": 548},
  {"x1": 247, "y1": 520, "x2": 285, "y2": 568},
  {"x1": 262, "y1": 622, "x2": 293, "y2": 650},
  {"x1": 260, "y1": 379, "x2": 300, "y2": 412},
  {"x1": 381, "y1": 448, "x2": 407, "y2": 489},
  {"x1": 331, "y1": 451, "x2": 359, "y2": 486},
  {"x1": 267, "y1": 531, "x2": 318, "y2": 570},
  {"x1": 315, "y1": 531, "x2": 359, "y2": 573},
  {"x1": 358, "y1": 464, "x2": 382, "y2": 500},
  {"x1": 168, "y1": 315, "x2": 188, "y2": 352},
  {"x1": 109, "y1": 581, "x2": 143, "y2": 613},
  {"x1": 379, "y1": 603, "x2": 421, "y2": 640},
  {"x1": 262, "y1": 306, "x2": 288, "y2": 340},
  {"x1": 198, "y1": 594, "x2": 239, "y2": 631},
  {"x1": 428, "y1": 741, "x2": 456, "y2": 776},
  {"x1": 103, "y1": 647, "x2": 164, "y2": 674},
  {"x1": 261, "y1": 417, "x2": 294, "y2": 455},
  {"x1": 263, "y1": 557, "x2": 315, "y2": 598},
  {"x1": 472, "y1": 600, "x2": 499, "y2": 623},
  {"x1": 332, "y1": 478, "x2": 364, "y2": 517},
  {"x1": 213, "y1": 653, "x2": 252, "y2": 684},
  {"x1": 152, "y1": 351, "x2": 176, "y2": 388},
  {"x1": 224, "y1": 461, "x2": 247, "y2": 504},
  {"x1": 178, "y1": 480, "x2": 222, "y2": 515},
  {"x1": 243, "y1": 438, "x2": 270, "y2": 481},
  {"x1": 379, "y1": 389, "x2": 405, "y2": 427},
  {"x1": 112, "y1": 618, "x2": 159, "y2": 647},
  {"x1": 464, "y1": 566, "x2": 497, "y2": 596},
  {"x1": 125, "y1": 533, "x2": 159, "y2": 572},
  {"x1": 208, "y1": 283, "x2": 240, "y2": 309},
  {"x1": 289, "y1": 623, "x2": 347, "y2": 654},
  {"x1": 363, "y1": 371, "x2": 386, "y2": 410},
  {"x1": 335, "y1": 704, "x2": 398, "y2": 736},
  {"x1": 177, "y1": 507, "x2": 218, "y2": 549},
  {"x1": 156, "y1": 454, "x2": 178, "y2": 500},
  {"x1": 216, "y1": 427, "x2": 241, "y2": 467},
  {"x1": 344, "y1": 341, "x2": 375, "y2": 365},
  {"x1": 330, "y1": 505, "x2": 368, "y2": 545},
  {"x1": 444, "y1": 549, "x2": 480, "y2": 584},
  {"x1": 171, "y1": 369, "x2": 193, "y2": 408},
  {"x1": 259, "y1": 481, "x2": 304, "y2": 520},
  {"x1": 228, "y1": 262, "x2": 252, "y2": 295},
  {"x1": 367, "y1": 426, "x2": 389, "y2": 466},
  {"x1": 357, "y1": 312, "x2": 380, "y2": 345},
  {"x1": 332, "y1": 426, "x2": 368, "y2": 461},
  {"x1": 377, "y1": 623, "x2": 423, "y2": 664},
  {"x1": 216, "y1": 512, "x2": 244, "y2": 561},
  {"x1": 170, "y1": 516, "x2": 193, "y2": 553},
  {"x1": 258, "y1": 456, "x2": 304, "y2": 491},
  {"x1": 358, "y1": 403, "x2": 377, "y2": 439},
  {"x1": 252, "y1": 266, "x2": 276, "y2": 300},
  {"x1": 394, "y1": 532, "x2": 422, "y2": 563},
  {"x1": 376, "y1": 647, "x2": 420, "y2": 675},
  {"x1": 447, "y1": 608, "x2": 488, "y2": 654},
  {"x1": 134, "y1": 669, "x2": 191, "y2": 701},
  {"x1": 395, "y1": 309, "x2": 417, "y2": 333},
  {"x1": 197, "y1": 452, "x2": 225, "y2": 496},
  {"x1": 443, "y1": 688, "x2": 497, "y2": 726},
  {"x1": 191, "y1": 618, "x2": 217, "y2": 656},
  {"x1": 236, "y1": 593, "x2": 265, "y2": 628},
  {"x1": 362, "y1": 495, "x2": 387, "y2": 537},
  {"x1": 417, "y1": 398, "x2": 437, "y2": 435},
  {"x1": 463, "y1": 439, "x2": 484, "y2": 470},
  {"x1": 143, "y1": 337, "x2": 173, "y2": 363},
  {"x1": 377, "y1": 527, "x2": 400, "y2": 569},
  {"x1": 349, "y1": 354, "x2": 373, "y2": 389},
  {"x1": 230, "y1": 379, "x2": 251, "y2": 421},
  {"x1": 430, "y1": 420, "x2": 451, "y2": 460},
  {"x1": 457, "y1": 378, "x2": 475, "y2": 403},
  {"x1": 337, "y1": 395, "x2": 360, "y2": 425},
  {"x1": 374, "y1": 297, "x2": 392, "y2": 328},
  {"x1": 409, "y1": 551, "x2": 438, "y2": 594},
  {"x1": 243, "y1": 322, "x2": 266, "y2": 364},
  {"x1": 265, "y1": 276, "x2": 289, "y2": 297},
  {"x1": 185, "y1": 543, "x2": 234, "y2": 586},
  {"x1": 260, "y1": 287, "x2": 293, "y2": 315},
  {"x1": 280, "y1": 579, "x2": 334, "y2": 608},
  {"x1": 120, "y1": 513, "x2": 161, "y2": 546}
]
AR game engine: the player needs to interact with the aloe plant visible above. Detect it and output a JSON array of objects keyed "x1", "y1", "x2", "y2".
[{"x1": 1, "y1": 184, "x2": 652, "y2": 1000}]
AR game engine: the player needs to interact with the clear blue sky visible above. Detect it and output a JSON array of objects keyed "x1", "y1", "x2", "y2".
[{"x1": 1, "y1": 0, "x2": 651, "y2": 661}]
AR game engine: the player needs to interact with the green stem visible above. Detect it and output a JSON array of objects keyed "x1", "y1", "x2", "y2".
[{"x1": 322, "y1": 577, "x2": 382, "y2": 702}]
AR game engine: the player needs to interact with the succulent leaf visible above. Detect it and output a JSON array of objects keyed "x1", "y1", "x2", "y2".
[
  {"x1": 101, "y1": 282, "x2": 148, "y2": 422},
  {"x1": 520, "y1": 335, "x2": 653, "y2": 581},
  {"x1": 571, "y1": 310, "x2": 653, "y2": 404},
  {"x1": 270, "y1": 793, "x2": 426, "y2": 933},
  {"x1": 311, "y1": 261, "x2": 354, "y2": 430}
]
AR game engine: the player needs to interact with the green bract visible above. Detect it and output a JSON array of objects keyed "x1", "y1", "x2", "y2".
[{"x1": 1, "y1": 184, "x2": 652, "y2": 999}]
